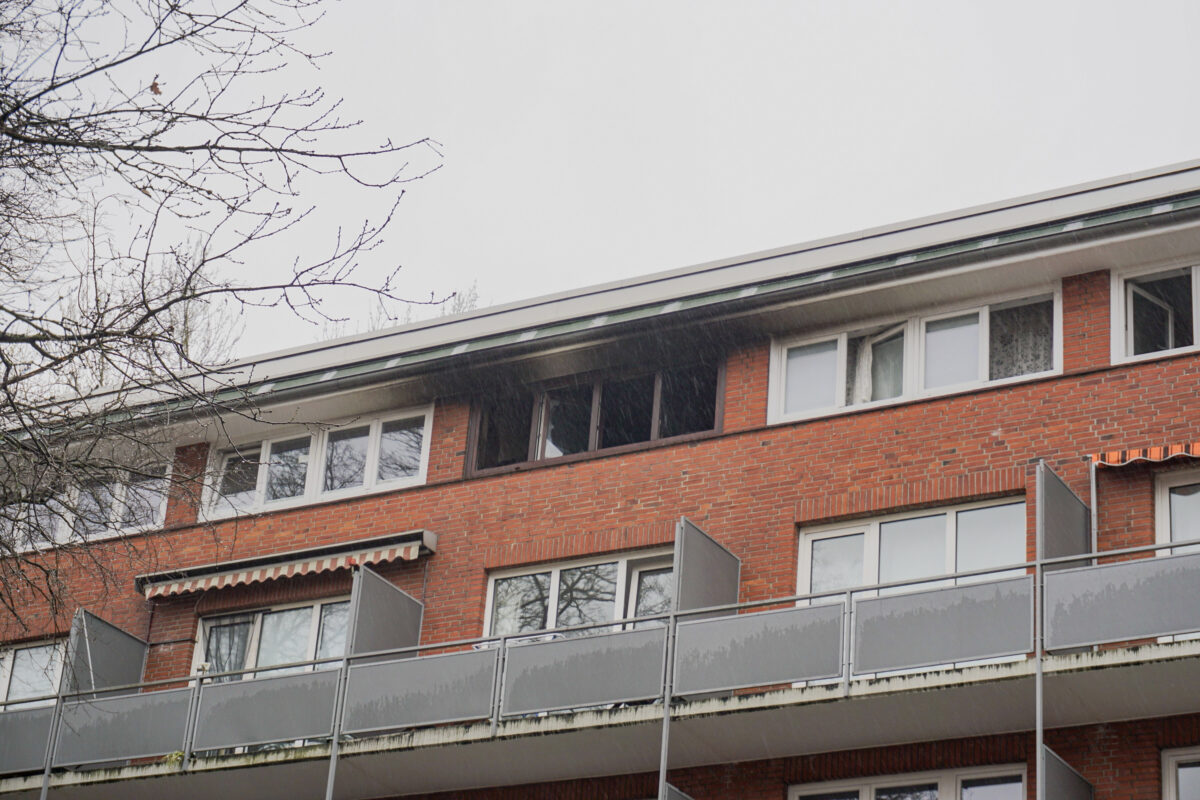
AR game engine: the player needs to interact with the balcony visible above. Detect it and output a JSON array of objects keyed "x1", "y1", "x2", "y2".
[{"x1": 2, "y1": 533, "x2": 1200, "y2": 799}]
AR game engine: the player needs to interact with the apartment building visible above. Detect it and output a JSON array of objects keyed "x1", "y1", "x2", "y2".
[{"x1": 4, "y1": 161, "x2": 1200, "y2": 800}]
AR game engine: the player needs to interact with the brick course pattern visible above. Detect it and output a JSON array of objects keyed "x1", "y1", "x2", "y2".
[{"x1": 6, "y1": 269, "x2": 1200, "y2": 797}]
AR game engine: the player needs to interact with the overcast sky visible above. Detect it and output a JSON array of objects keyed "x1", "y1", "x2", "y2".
[{"x1": 233, "y1": 0, "x2": 1200, "y2": 357}]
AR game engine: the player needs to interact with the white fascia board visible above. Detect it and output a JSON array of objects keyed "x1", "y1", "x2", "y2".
[{"x1": 229, "y1": 160, "x2": 1200, "y2": 386}]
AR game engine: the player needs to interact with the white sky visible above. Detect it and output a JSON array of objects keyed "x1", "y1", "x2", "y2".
[{"x1": 234, "y1": 0, "x2": 1200, "y2": 356}]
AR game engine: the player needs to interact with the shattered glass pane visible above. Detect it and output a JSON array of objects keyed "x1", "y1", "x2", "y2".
[
  {"x1": 599, "y1": 374, "x2": 655, "y2": 448},
  {"x1": 265, "y1": 437, "x2": 311, "y2": 501},
  {"x1": 556, "y1": 562, "x2": 617, "y2": 628},
  {"x1": 324, "y1": 426, "x2": 369, "y2": 491},
  {"x1": 542, "y1": 385, "x2": 593, "y2": 458},
  {"x1": 378, "y1": 417, "x2": 424, "y2": 481},
  {"x1": 477, "y1": 395, "x2": 535, "y2": 469},
  {"x1": 492, "y1": 573, "x2": 551, "y2": 635},
  {"x1": 659, "y1": 362, "x2": 718, "y2": 437}
]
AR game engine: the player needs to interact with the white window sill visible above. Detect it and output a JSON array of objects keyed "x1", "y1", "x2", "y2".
[
  {"x1": 201, "y1": 474, "x2": 428, "y2": 524},
  {"x1": 768, "y1": 368, "x2": 1060, "y2": 426}
]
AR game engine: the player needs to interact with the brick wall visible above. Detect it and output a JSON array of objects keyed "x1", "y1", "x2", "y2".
[
  {"x1": 11, "y1": 269, "x2": 1200, "y2": 661},
  {"x1": 7, "y1": 268, "x2": 1200, "y2": 797}
]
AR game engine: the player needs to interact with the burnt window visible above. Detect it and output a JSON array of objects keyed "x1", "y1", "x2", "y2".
[
  {"x1": 599, "y1": 374, "x2": 656, "y2": 449},
  {"x1": 476, "y1": 394, "x2": 536, "y2": 470},
  {"x1": 473, "y1": 361, "x2": 720, "y2": 471}
]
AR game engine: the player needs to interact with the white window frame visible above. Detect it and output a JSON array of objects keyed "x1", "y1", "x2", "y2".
[
  {"x1": 190, "y1": 596, "x2": 352, "y2": 678},
  {"x1": 799, "y1": 498, "x2": 1028, "y2": 599},
  {"x1": 1110, "y1": 263, "x2": 1200, "y2": 364},
  {"x1": 204, "y1": 404, "x2": 434, "y2": 519},
  {"x1": 1154, "y1": 468, "x2": 1200, "y2": 554},
  {"x1": 787, "y1": 764, "x2": 1025, "y2": 800},
  {"x1": 1164, "y1": 746, "x2": 1200, "y2": 800},
  {"x1": 769, "y1": 287, "x2": 1062, "y2": 424},
  {"x1": 482, "y1": 548, "x2": 673, "y2": 637},
  {"x1": 9, "y1": 464, "x2": 172, "y2": 552},
  {"x1": 0, "y1": 639, "x2": 66, "y2": 709}
]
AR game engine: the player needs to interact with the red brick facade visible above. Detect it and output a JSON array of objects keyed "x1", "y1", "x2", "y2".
[{"x1": 6, "y1": 266, "x2": 1200, "y2": 798}]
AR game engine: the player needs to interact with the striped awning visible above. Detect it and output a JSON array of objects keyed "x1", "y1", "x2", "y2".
[
  {"x1": 1092, "y1": 441, "x2": 1200, "y2": 468},
  {"x1": 137, "y1": 530, "x2": 435, "y2": 599}
]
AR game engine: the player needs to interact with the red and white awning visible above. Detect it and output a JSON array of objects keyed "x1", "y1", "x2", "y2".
[
  {"x1": 1092, "y1": 441, "x2": 1200, "y2": 468},
  {"x1": 142, "y1": 542, "x2": 420, "y2": 599}
]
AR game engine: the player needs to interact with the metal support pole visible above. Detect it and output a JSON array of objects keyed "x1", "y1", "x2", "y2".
[
  {"x1": 841, "y1": 589, "x2": 854, "y2": 696},
  {"x1": 37, "y1": 692, "x2": 64, "y2": 800},
  {"x1": 490, "y1": 635, "x2": 509, "y2": 736},
  {"x1": 656, "y1": 612, "x2": 677, "y2": 800},
  {"x1": 1035, "y1": 461, "x2": 1046, "y2": 800},
  {"x1": 179, "y1": 674, "x2": 204, "y2": 771},
  {"x1": 323, "y1": 655, "x2": 352, "y2": 800}
]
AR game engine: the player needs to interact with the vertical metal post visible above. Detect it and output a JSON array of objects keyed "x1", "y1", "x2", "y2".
[
  {"x1": 1035, "y1": 461, "x2": 1046, "y2": 800},
  {"x1": 179, "y1": 674, "x2": 204, "y2": 771},
  {"x1": 490, "y1": 635, "x2": 509, "y2": 736},
  {"x1": 1088, "y1": 460, "x2": 1099, "y2": 560},
  {"x1": 841, "y1": 589, "x2": 854, "y2": 696},
  {"x1": 323, "y1": 655, "x2": 352, "y2": 800},
  {"x1": 656, "y1": 611, "x2": 678, "y2": 800},
  {"x1": 38, "y1": 691, "x2": 64, "y2": 800}
]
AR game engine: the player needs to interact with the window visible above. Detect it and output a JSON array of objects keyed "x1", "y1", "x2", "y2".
[
  {"x1": 1, "y1": 641, "x2": 65, "y2": 709},
  {"x1": 194, "y1": 599, "x2": 350, "y2": 678},
  {"x1": 485, "y1": 551, "x2": 674, "y2": 636},
  {"x1": 70, "y1": 465, "x2": 170, "y2": 540},
  {"x1": 208, "y1": 407, "x2": 432, "y2": 517},
  {"x1": 2, "y1": 467, "x2": 169, "y2": 551},
  {"x1": 772, "y1": 293, "x2": 1058, "y2": 422},
  {"x1": 1156, "y1": 470, "x2": 1200, "y2": 555},
  {"x1": 1118, "y1": 267, "x2": 1196, "y2": 358},
  {"x1": 473, "y1": 362, "x2": 720, "y2": 471},
  {"x1": 800, "y1": 500, "x2": 1027, "y2": 597},
  {"x1": 788, "y1": 766, "x2": 1024, "y2": 800},
  {"x1": 1165, "y1": 747, "x2": 1200, "y2": 800}
]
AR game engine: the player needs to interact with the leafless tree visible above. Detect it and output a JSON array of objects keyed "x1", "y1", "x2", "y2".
[{"x1": 0, "y1": 0, "x2": 443, "y2": 632}]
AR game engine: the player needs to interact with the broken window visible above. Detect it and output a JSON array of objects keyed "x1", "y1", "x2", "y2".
[{"x1": 474, "y1": 361, "x2": 720, "y2": 471}]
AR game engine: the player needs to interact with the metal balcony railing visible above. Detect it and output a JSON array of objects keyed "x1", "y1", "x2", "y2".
[{"x1": 5, "y1": 536, "x2": 1200, "y2": 785}]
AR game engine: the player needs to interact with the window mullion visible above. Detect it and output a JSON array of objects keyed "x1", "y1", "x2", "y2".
[
  {"x1": 834, "y1": 332, "x2": 849, "y2": 408},
  {"x1": 587, "y1": 382, "x2": 602, "y2": 451},
  {"x1": 547, "y1": 570, "x2": 562, "y2": 629},
  {"x1": 613, "y1": 559, "x2": 630, "y2": 620},
  {"x1": 978, "y1": 307, "x2": 990, "y2": 382},
  {"x1": 254, "y1": 441, "x2": 270, "y2": 508},
  {"x1": 363, "y1": 420, "x2": 383, "y2": 490},
  {"x1": 649, "y1": 372, "x2": 663, "y2": 440}
]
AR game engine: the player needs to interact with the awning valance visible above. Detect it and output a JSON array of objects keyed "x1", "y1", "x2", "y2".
[
  {"x1": 1092, "y1": 441, "x2": 1200, "y2": 468},
  {"x1": 136, "y1": 529, "x2": 436, "y2": 599}
]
